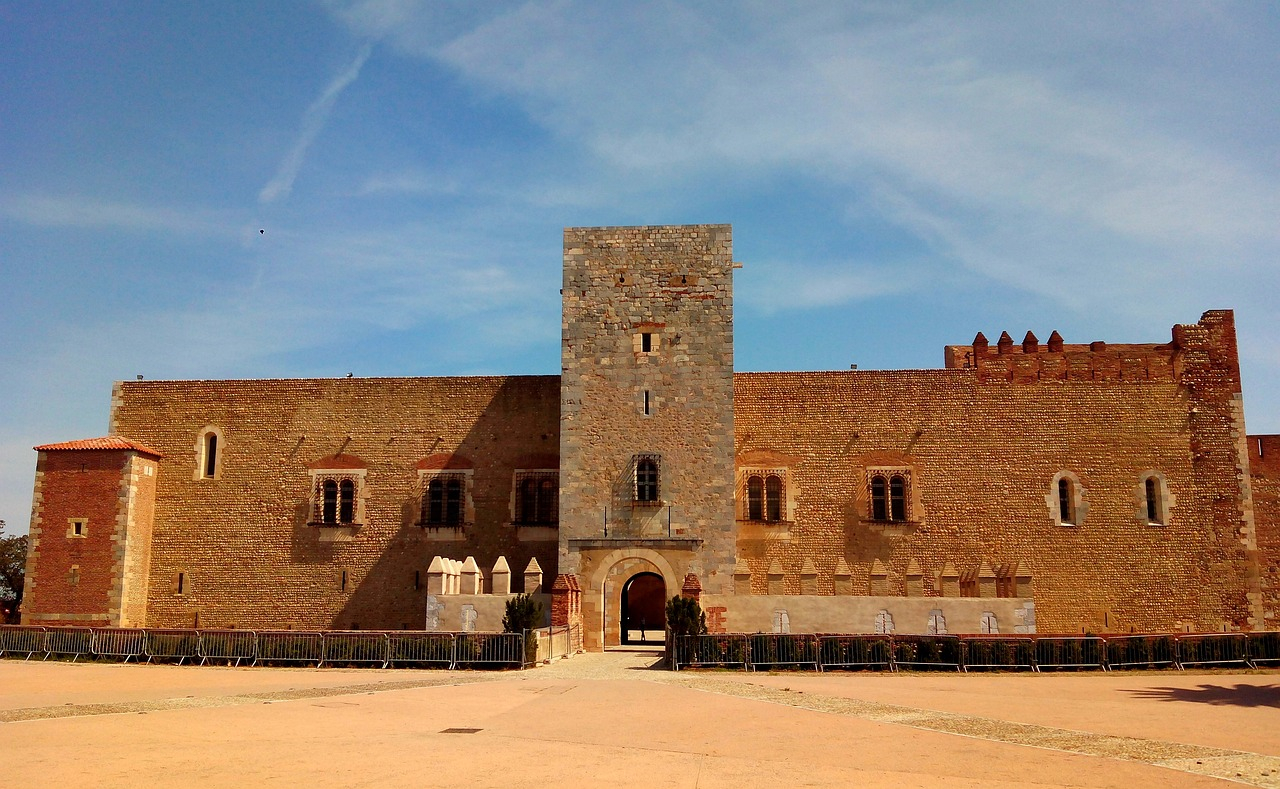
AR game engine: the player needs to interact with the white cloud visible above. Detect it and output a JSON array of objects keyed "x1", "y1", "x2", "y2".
[
  {"x1": 0, "y1": 194, "x2": 227, "y2": 235},
  {"x1": 321, "y1": 2, "x2": 1279, "y2": 317},
  {"x1": 259, "y1": 43, "x2": 375, "y2": 204}
]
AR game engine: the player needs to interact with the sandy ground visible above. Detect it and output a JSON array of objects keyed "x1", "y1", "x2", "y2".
[{"x1": 2, "y1": 652, "x2": 1279, "y2": 787}]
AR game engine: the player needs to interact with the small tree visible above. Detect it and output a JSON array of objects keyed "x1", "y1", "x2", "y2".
[
  {"x1": 665, "y1": 595, "x2": 707, "y2": 636},
  {"x1": 0, "y1": 520, "x2": 27, "y2": 624},
  {"x1": 502, "y1": 593, "x2": 545, "y2": 633}
]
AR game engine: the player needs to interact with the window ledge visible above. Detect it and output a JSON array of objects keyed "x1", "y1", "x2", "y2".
[
  {"x1": 309, "y1": 523, "x2": 361, "y2": 543},
  {"x1": 865, "y1": 519, "x2": 920, "y2": 536}
]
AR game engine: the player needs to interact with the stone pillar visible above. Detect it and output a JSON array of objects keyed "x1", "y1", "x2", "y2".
[
  {"x1": 491, "y1": 556, "x2": 511, "y2": 595},
  {"x1": 524, "y1": 557, "x2": 543, "y2": 594},
  {"x1": 426, "y1": 556, "x2": 447, "y2": 595},
  {"x1": 799, "y1": 559, "x2": 819, "y2": 595},
  {"x1": 460, "y1": 556, "x2": 482, "y2": 595},
  {"x1": 680, "y1": 573, "x2": 702, "y2": 602},
  {"x1": 732, "y1": 559, "x2": 753, "y2": 595},
  {"x1": 905, "y1": 559, "x2": 925, "y2": 597},
  {"x1": 551, "y1": 574, "x2": 583, "y2": 652},
  {"x1": 832, "y1": 558, "x2": 853, "y2": 595},
  {"x1": 978, "y1": 561, "x2": 998, "y2": 598},
  {"x1": 767, "y1": 560, "x2": 785, "y2": 595}
]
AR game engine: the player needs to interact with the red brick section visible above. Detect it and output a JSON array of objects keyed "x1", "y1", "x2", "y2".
[
  {"x1": 705, "y1": 606, "x2": 728, "y2": 634},
  {"x1": 551, "y1": 574, "x2": 583, "y2": 652},
  {"x1": 23, "y1": 445, "x2": 159, "y2": 627},
  {"x1": 736, "y1": 310, "x2": 1260, "y2": 633},
  {"x1": 109, "y1": 375, "x2": 561, "y2": 631},
  {"x1": 680, "y1": 573, "x2": 702, "y2": 602}
]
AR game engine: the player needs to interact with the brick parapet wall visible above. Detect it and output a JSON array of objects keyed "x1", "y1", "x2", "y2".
[{"x1": 110, "y1": 375, "x2": 561, "y2": 630}]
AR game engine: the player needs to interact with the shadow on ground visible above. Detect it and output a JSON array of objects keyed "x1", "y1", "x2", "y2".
[{"x1": 1124, "y1": 683, "x2": 1280, "y2": 707}]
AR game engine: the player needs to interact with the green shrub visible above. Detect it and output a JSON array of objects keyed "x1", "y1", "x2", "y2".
[
  {"x1": 502, "y1": 594, "x2": 545, "y2": 634},
  {"x1": 665, "y1": 595, "x2": 707, "y2": 636}
]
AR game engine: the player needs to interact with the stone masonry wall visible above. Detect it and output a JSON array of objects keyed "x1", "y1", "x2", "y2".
[
  {"x1": 732, "y1": 311, "x2": 1256, "y2": 634},
  {"x1": 559, "y1": 225, "x2": 737, "y2": 593},
  {"x1": 1250, "y1": 435, "x2": 1280, "y2": 628},
  {"x1": 109, "y1": 375, "x2": 559, "y2": 630}
]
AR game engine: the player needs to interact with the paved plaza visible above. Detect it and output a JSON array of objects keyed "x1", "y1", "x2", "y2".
[{"x1": 3, "y1": 650, "x2": 1280, "y2": 787}]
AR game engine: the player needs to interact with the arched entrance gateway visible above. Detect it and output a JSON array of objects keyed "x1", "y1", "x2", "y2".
[{"x1": 620, "y1": 572, "x2": 666, "y2": 645}]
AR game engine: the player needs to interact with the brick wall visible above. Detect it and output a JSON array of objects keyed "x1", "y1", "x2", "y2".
[
  {"x1": 732, "y1": 311, "x2": 1256, "y2": 633},
  {"x1": 23, "y1": 448, "x2": 157, "y2": 626},
  {"x1": 109, "y1": 375, "x2": 559, "y2": 630},
  {"x1": 1250, "y1": 435, "x2": 1280, "y2": 627}
]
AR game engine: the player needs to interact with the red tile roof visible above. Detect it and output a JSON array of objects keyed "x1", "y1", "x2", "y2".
[{"x1": 34, "y1": 436, "x2": 163, "y2": 458}]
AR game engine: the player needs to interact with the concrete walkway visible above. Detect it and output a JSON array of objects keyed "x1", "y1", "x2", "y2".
[{"x1": 2, "y1": 650, "x2": 1279, "y2": 787}]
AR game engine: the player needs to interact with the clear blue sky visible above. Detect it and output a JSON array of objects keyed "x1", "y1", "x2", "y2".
[{"x1": 2, "y1": 2, "x2": 1278, "y2": 535}]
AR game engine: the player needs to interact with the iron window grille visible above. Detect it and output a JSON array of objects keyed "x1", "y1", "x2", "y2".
[
  {"x1": 633, "y1": 454, "x2": 661, "y2": 504},
  {"x1": 421, "y1": 473, "x2": 466, "y2": 526},
  {"x1": 515, "y1": 471, "x2": 558, "y2": 525}
]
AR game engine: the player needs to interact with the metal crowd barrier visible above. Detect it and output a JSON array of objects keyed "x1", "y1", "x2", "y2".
[
  {"x1": 961, "y1": 636, "x2": 1036, "y2": 672},
  {"x1": 1177, "y1": 633, "x2": 1250, "y2": 668},
  {"x1": 198, "y1": 629, "x2": 258, "y2": 666},
  {"x1": 0, "y1": 625, "x2": 47, "y2": 660},
  {"x1": 671, "y1": 633, "x2": 748, "y2": 670},
  {"x1": 44, "y1": 627, "x2": 93, "y2": 662},
  {"x1": 93, "y1": 628, "x2": 147, "y2": 662},
  {"x1": 256, "y1": 631, "x2": 324, "y2": 666},
  {"x1": 817, "y1": 635, "x2": 893, "y2": 671},
  {"x1": 1034, "y1": 636, "x2": 1106, "y2": 670},
  {"x1": 145, "y1": 629, "x2": 201, "y2": 664},
  {"x1": 892, "y1": 634, "x2": 963, "y2": 671},
  {"x1": 388, "y1": 632, "x2": 455, "y2": 667},
  {"x1": 454, "y1": 632, "x2": 525, "y2": 668},
  {"x1": 322, "y1": 631, "x2": 390, "y2": 668},
  {"x1": 749, "y1": 634, "x2": 821, "y2": 671},
  {"x1": 1105, "y1": 634, "x2": 1179, "y2": 670},
  {"x1": 1247, "y1": 632, "x2": 1280, "y2": 666}
]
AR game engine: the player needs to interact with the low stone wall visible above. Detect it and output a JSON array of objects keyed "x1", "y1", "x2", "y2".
[
  {"x1": 424, "y1": 593, "x2": 551, "y2": 633},
  {"x1": 701, "y1": 594, "x2": 1035, "y2": 635}
]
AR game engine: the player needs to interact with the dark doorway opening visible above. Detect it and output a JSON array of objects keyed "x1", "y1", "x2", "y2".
[{"x1": 621, "y1": 572, "x2": 666, "y2": 645}]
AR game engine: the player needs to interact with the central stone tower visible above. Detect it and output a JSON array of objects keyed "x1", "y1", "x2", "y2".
[{"x1": 559, "y1": 225, "x2": 737, "y2": 648}]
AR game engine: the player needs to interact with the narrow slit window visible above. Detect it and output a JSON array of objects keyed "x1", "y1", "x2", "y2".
[
  {"x1": 1058, "y1": 478, "x2": 1073, "y2": 524},
  {"x1": 203, "y1": 433, "x2": 218, "y2": 478},
  {"x1": 341, "y1": 570, "x2": 348, "y2": 591},
  {"x1": 641, "y1": 332, "x2": 652, "y2": 352},
  {"x1": 414, "y1": 570, "x2": 421, "y2": 591},
  {"x1": 176, "y1": 572, "x2": 185, "y2": 595},
  {"x1": 1145, "y1": 477, "x2": 1163, "y2": 524},
  {"x1": 643, "y1": 390, "x2": 650, "y2": 415}
]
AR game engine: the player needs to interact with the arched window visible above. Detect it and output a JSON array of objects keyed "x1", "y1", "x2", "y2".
[
  {"x1": 1145, "y1": 477, "x2": 1161, "y2": 524},
  {"x1": 889, "y1": 475, "x2": 906, "y2": 522},
  {"x1": 765, "y1": 475, "x2": 783, "y2": 522},
  {"x1": 1058, "y1": 478, "x2": 1074, "y2": 524},
  {"x1": 747, "y1": 476, "x2": 764, "y2": 520},
  {"x1": 322, "y1": 480, "x2": 338, "y2": 524},
  {"x1": 870, "y1": 475, "x2": 888, "y2": 521},
  {"x1": 203, "y1": 433, "x2": 218, "y2": 478},
  {"x1": 339, "y1": 479, "x2": 355, "y2": 523},
  {"x1": 422, "y1": 474, "x2": 466, "y2": 526},
  {"x1": 537, "y1": 478, "x2": 556, "y2": 523},
  {"x1": 636, "y1": 457, "x2": 659, "y2": 503}
]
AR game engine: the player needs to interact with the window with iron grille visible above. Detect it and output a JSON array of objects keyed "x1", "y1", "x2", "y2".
[
  {"x1": 422, "y1": 474, "x2": 466, "y2": 526},
  {"x1": 312, "y1": 475, "x2": 362, "y2": 525},
  {"x1": 515, "y1": 471, "x2": 558, "y2": 525},
  {"x1": 633, "y1": 454, "x2": 660, "y2": 503}
]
